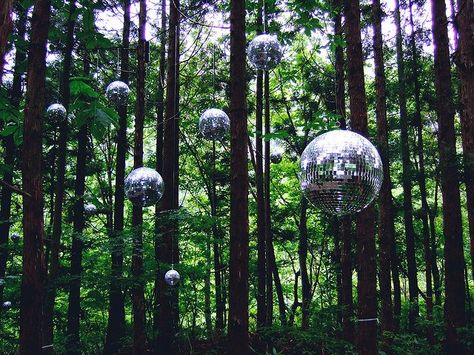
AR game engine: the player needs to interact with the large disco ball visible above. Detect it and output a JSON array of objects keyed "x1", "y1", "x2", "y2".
[
  {"x1": 164, "y1": 269, "x2": 180, "y2": 286},
  {"x1": 46, "y1": 103, "x2": 67, "y2": 122},
  {"x1": 125, "y1": 167, "x2": 164, "y2": 207},
  {"x1": 84, "y1": 203, "x2": 97, "y2": 216},
  {"x1": 106, "y1": 81, "x2": 130, "y2": 107},
  {"x1": 247, "y1": 34, "x2": 283, "y2": 71},
  {"x1": 299, "y1": 130, "x2": 383, "y2": 216},
  {"x1": 199, "y1": 108, "x2": 230, "y2": 140}
]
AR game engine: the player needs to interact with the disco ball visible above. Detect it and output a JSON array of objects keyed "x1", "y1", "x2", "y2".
[
  {"x1": 2, "y1": 301, "x2": 12, "y2": 308},
  {"x1": 199, "y1": 108, "x2": 230, "y2": 140},
  {"x1": 10, "y1": 233, "x2": 20, "y2": 242},
  {"x1": 247, "y1": 34, "x2": 283, "y2": 70},
  {"x1": 164, "y1": 269, "x2": 180, "y2": 286},
  {"x1": 106, "y1": 81, "x2": 130, "y2": 107},
  {"x1": 84, "y1": 203, "x2": 97, "y2": 216},
  {"x1": 270, "y1": 140, "x2": 284, "y2": 164},
  {"x1": 46, "y1": 103, "x2": 67, "y2": 122},
  {"x1": 125, "y1": 167, "x2": 164, "y2": 207},
  {"x1": 299, "y1": 130, "x2": 383, "y2": 216}
]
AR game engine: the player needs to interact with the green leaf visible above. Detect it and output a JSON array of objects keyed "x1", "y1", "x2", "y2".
[
  {"x1": 0, "y1": 125, "x2": 17, "y2": 137},
  {"x1": 70, "y1": 79, "x2": 99, "y2": 99}
]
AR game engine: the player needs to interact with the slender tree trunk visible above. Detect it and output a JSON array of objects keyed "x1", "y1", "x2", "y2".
[
  {"x1": 43, "y1": 0, "x2": 76, "y2": 346},
  {"x1": 394, "y1": 0, "x2": 419, "y2": 331},
  {"x1": 20, "y1": 0, "x2": 51, "y2": 352},
  {"x1": 228, "y1": 0, "x2": 249, "y2": 353},
  {"x1": 66, "y1": 57, "x2": 89, "y2": 354},
  {"x1": 298, "y1": 196, "x2": 311, "y2": 330},
  {"x1": 0, "y1": 1, "x2": 27, "y2": 305},
  {"x1": 0, "y1": 0, "x2": 13, "y2": 83},
  {"x1": 340, "y1": 217, "x2": 354, "y2": 344},
  {"x1": 104, "y1": 1, "x2": 130, "y2": 353},
  {"x1": 157, "y1": 0, "x2": 180, "y2": 352},
  {"x1": 454, "y1": 0, "x2": 474, "y2": 283},
  {"x1": 344, "y1": 0, "x2": 377, "y2": 352},
  {"x1": 431, "y1": 0, "x2": 466, "y2": 351},
  {"x1": 264, "y1": 71, "x2": 273, "y2": 327},
  {"x1": 269, "y1": 242, "x2": 286, "y2": 325},
  {"x1": 255, "y1": 0, "x2": 266, "y2": 327},
  {"x1": 429, "y1": 174, "x2": 442, "y2": 305},
  {"x1": 372, "y1": 0, "x2": 394, "y2": 340},
  {"x1": 408, "y1": 0, "x2": 434, "y2": 342},
  {"x1": 132, "y1": 1, "x2": 147, "y2": 353}
]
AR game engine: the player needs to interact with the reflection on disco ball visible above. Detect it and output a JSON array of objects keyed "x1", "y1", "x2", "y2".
[
  {"x1": 125, "y1": 167, "x2": 164, "y2": 207},
  {"x1": 10, "y1": 233, "x2": 20, "y2": 242},
  {"x1": 164, "y1": 269, "x2": 180, "y2": 286},
  {"x1": 84, "y1": 203, "x2": 97, "y2": 216},
  {"x1": 47, "y1": 103, "x2": 67, "y2": 122},
  {"x1": 199, "y1": 108, "x2": 230, "y2": 140},
  {"x1": 247, "y1": 34, "x2": 283, "y2": 70},
  {"x1": 106, "y1": 81, "x2": 130, "y2": 107},
  {"x1": 299, "y1": 130, "x2": 383, "y2": 216},
  {"x1": 2, "y1": 301, "x2": 12, "y2": 308}
]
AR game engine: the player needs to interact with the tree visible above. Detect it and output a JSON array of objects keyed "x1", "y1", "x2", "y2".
[
  {"x1": 431, "y1": 0, "x2": 466, "y2": 351},
  {"x1": 228, "y1": 0, "x2": 249, "y2": 353},
  {"x1": 20, "y1": 0, "x2": 51, "y2": 352},
  {"x1": 0, "y1": 0, "x2": 13, "y2": 83},
  {"x1": 344, "y1": 0, "x2": 377, "y2": 352}
]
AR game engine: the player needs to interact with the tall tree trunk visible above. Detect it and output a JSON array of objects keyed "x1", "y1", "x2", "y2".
[
  {"x1": 20, "y1": 0, "x2": 51, "y2": 352},
  {"x1": 344, "y1": 0, "x2": 377, "y2": 352},
  {"x1": 66, "y1": 57, "x2": 89, "y2": 354},
  {"x1": 431, "y1": 0, "x2": 466, "y2": 351},
  {"x1": 429, "y1": 178, "x2": 442, "y2": 305},
  {"x1": 132, "y1": 0, "x2": 147, "y2": 353},
  {"x1": 228, "y1": 0, "x2": 249, "y2": 353},
  {"x1": 454, "y1": 0, "x2": 474, "y2": 283},
  {"x1": 0, "y1": 1, "x2": 27, "y2": 306},
  {"x1": 0, "y1": 0, "x2": 13, "y2": 83},
  {"x1": 103, "y1": 1, "x2": 130, "y2": 353},
  {"x1": 394, "y1": 0, "x2": 419, "y2": 331},
  {"x1": 255, "y1": 0, "x2": 266, "y2": 328},
  {"x1": 408, "y1": 0, "x2": 434, "y2": 342},
  {"x1": 269, "y1": 241, "x2": 286, "y2": 325},
  {"x1": 372, "y1": 0, "x2": 394, "y2": 340},
  {"x1": 298, "y1": 196, "x2": 311, "y2": 330},
  {"x1": 157, "y1": 0, "x2": 180, "y2": 352},
  {"x1": 43, "y1": 0, "x2": 76, "y2": 346},
  {"x1": 264, "y1": 70, "x2": 273, "y2": 327}
]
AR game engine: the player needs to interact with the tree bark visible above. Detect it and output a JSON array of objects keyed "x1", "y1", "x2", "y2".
[
  {"x1": 228, "y1": 0, "x2": 249, "y2": 353},
  {"x1": 298, "y1": 196, "x2": 311, "y2": 330},
  {"x1": 394, "y1": 0, "x2": 419, "y2": 331},
  {"x1": 132, "y1": 0, "x2": 147, "y2": 353},
  {"x1": 103, "y1": 1, "x2": 130, "y2": 353},
  {"x1": 0, "y1": 0, "x2": 13, "y2": 83},
  {"x1": 0, "y1": 1, "x2": 27, "y2": 306},
  {"x1": 372, "y1": 0, "x2": 394, "y2": 340},
  {"x1": 344, "y1": 0, "x2": 377, "y2": 352},
  {"x1": 454, "y1": 0, "x2": 474, "y2": 284},
  {"x1": 43, "y1": 0, "x2": 76, "y2": 346},
  {"x1": 66, "y1": 57, "x2": 89, "y2": 354},
  {"x1": 20, "y1": 0, "x2": 51, "y2": 352},
  {"x1": 408, "y1": 0, "x2": 434, "y2": 342},
  {"x1": 340, "y1": 217, "x2": 354, "y2": 345},
  {"x1": 157, "y1": 0, "x2": 180, "y2": 352},
  {"x1": 431, "y1": 0, "x2": 466, "y2": 351}
]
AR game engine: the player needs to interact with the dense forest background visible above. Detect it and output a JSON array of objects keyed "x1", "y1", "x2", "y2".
[{"x1": 0, "y1": 0, "x2": 473, "y2": 354}]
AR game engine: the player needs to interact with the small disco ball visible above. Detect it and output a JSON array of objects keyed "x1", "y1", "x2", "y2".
[
  {"x1": 270, "y1": 140, "x2": 284, "y2": 164},
  {"x1": 299, "y1": 130, "x2": 383, "y2": 216},
  {"x1": 164, "y1": 269, "x2": 180, "y2": 286},
  {"x1": 199, "y1": 108, "x2": 230, "y2": 140},
  {"x1": 84, "y1": 203, "x2": 97, "y2": 216},
  {"x1": 125, "y1": 167, "x2": 164, "y2": 207},
  {"x1": 2, "y1": 301, "x2": 12, "y2": 309},
  {"x1": 106, "y1": 81, "x2": 130, "y2": 107},
  {"x1": 10, "y1": 233, "x2": 20, "y2": 242},
  {"x1": 46, "y1": 103, "x2": 67, "y2": 122},
  {"x1": 247, "y1": 34, "x2": 283, "y2": 70}
]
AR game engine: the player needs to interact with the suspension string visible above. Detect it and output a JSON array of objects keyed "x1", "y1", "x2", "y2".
[
  {"x1": 212, "y1": 44, "x2": 216, "y2": 106},
  {"x1": 117, "y1": 48, "x2": 121, "y2": 78},
  {"x1": 263, "y1": 0, "x2": 267, "y2": 33}
]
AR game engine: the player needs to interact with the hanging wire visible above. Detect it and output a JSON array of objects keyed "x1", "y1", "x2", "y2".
[
  {"x1": 116, "y1": 48, "x2": 121, "y2": 78},
  {"x1": 212, "y1": 43, "x2": 216, "y2": 106}
]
